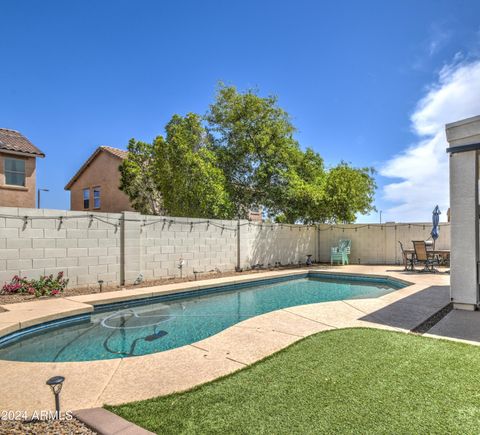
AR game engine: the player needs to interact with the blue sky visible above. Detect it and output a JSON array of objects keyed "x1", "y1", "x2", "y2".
[{"x1": 2, "y1": 0, "x2": 480, "y2": 222}]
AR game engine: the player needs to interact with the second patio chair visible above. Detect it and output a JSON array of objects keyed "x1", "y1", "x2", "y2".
[
  {"x1": 412, "y1": 240, "x2": 439, "y2": 273},
  {"x1": 399, "y1": 241, "x2": 414, "y2": 271}
]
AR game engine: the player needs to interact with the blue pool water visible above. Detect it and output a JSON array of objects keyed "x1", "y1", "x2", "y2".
[{"x1": 0, "y1": 273, "x2": 406, "y2": 362}]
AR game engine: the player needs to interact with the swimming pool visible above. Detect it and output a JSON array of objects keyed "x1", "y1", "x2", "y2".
[{"x1": 0, "y1": 273, "x2": 406, "y2": 362}]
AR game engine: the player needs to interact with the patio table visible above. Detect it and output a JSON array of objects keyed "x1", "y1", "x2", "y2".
[{"x1": 402, "y1": 248, "x2": 450, "y2": 270}]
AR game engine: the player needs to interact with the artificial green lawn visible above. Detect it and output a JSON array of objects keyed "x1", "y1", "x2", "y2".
[{"x1": 107, "y1": 329, "x2": 480, "y2": 434}]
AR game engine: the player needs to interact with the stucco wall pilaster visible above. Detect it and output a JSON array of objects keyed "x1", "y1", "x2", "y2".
[
  {"x1": 446, "y1": 115, "x2": 480, "y2": 310},
  {"x1": 121, "y1": 211, "x2": 142, "y2": 285}
]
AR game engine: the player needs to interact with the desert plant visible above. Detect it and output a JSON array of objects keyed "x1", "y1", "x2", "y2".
[
  {"x1": 1, "y1": 275, "x2": 31, "y2": 294},
  {"x1": 1, "y1": 272, "x2": 69, "y2": 297}
]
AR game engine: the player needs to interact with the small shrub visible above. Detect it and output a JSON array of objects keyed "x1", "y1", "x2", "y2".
[
  {"x1": 1, "y1": 275, "x2": 30, "y2": 294},
  {"x1": 1, "y1": 272, "x2": 69, "y2": 297}
]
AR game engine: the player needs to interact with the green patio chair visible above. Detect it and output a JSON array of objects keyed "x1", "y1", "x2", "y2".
[{"x1": 331, "y1": 239, "x2": 351, "y2": 265}]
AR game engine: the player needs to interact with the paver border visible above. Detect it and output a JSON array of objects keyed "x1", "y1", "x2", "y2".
[{"x1": 73, "y1": 407, "x2": 155, "y2": 435}]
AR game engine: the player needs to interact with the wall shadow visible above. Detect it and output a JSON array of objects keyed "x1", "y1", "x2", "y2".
[{"x1": 246, "y1": 226, "x2": 317, "y2": 267}]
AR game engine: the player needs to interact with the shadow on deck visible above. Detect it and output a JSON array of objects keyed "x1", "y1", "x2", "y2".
[{"x1": 360, "y1": 284, "x2": 451, "y2": 331}]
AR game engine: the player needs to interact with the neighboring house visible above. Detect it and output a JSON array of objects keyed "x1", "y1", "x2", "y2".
[
  {"x1": 65, "y1": 146, "x2": 134, "y2": 213},
  {"x1": 248, "y1": 207, "x2": 263, "y2": 222},
  {"x1": 0, "y1": 128, "x2": 45, "y2": 208}
]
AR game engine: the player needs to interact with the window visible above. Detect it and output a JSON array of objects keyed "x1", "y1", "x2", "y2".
[
  {"x1": 83, "y1": 188, "x2": 90, "y2": 209},
  {"x1": 93, "y1": 187, "x2": 101, "y2": 209},
  {"x1": 4, "y1": 158, "x2": 25, "y2": 186}
]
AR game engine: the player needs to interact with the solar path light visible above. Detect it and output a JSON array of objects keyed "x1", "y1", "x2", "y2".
[{"x1": 46, "y1": 375, "x2": 65, "y2": 419}]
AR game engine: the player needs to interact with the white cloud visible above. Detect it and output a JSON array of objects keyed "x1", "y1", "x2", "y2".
[{"x1": 380, "y1": 58, "x2": 480, "y2": 222}]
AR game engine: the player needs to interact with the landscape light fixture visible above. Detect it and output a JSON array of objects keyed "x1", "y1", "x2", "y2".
[
  {"x1": 46, "y1": 375, "x2": 65, "y2": 418},
  {"x1": 98, "y1": 280, "x2": 104, "y2": 292}
]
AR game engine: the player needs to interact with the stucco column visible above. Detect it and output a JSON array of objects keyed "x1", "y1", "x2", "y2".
[
  {"x1": 120, "y1": 211, "x2": 142, "y2": 285},
  {"x1": 446, "y1": 116, "x2": 480, "y2": 310}
]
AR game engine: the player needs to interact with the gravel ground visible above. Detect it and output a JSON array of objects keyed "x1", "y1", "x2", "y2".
[
  {"x1": 411, "y1": 302, "x2": 453, "y2": 334},
  {"x1": 0, "y1": 418, "x2": 95, "y2": 434},
  {"x1": 0, "y1": 265, "x2": 323, "y2": 305}
]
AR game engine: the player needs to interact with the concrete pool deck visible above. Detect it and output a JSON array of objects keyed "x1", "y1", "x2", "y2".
[
  {"x1": 0, "y1": 265, "x2": 450, "y2": 415},
  {"x1": 425, "y1": 309, "x2": 480, "y2": 344}
]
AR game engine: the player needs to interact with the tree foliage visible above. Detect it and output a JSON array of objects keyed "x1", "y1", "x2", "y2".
[
  {"x1": 206, "y1": 84, "x2": 300, "y2": 217},
  {"x1": 154, "y1": 113, "x2": 234, "y2": 218},
  {"x1": 120, "y1": 113, "x2": 233, "y2": 218},
  {"x1": 119, "y1": 84, "x2": 376, "y2": 223},
  {"x1": 119, "y1": 139, "x2": 164, "y2": 215},
  {"x1": 321, "y1": 163, "x2": 376, "y2": 223}
]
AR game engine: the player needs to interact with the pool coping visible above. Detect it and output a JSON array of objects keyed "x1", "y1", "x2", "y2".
[{"x1": 0, "y1": 265, "x2": 449, "y2": 415}]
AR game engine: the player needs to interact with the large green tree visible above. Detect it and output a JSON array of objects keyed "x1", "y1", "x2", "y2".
[
  {"x1": 206, "y1": 84, "x2": 376, "y2": 222},
  {"x1": 206, "y1": 84, "x2": 301, "y2": 218},
  {"x1": 154, "y1": 113, "x2": 234, "y2": 218},
  {"x1": 119, "y1": 113, "x2": 234, "y2": 218},
  {"x1": 120, "y1": 84, "x2": 376, "y2": 223}
]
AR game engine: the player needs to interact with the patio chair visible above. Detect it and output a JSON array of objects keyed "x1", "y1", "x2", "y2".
[
  {"x1": 412, "y1": 240, "x2": 439, "y2": 273},
  {"x1": 331, "y1": 239, "x2": 351, "y2": 265},
  {"x1": 398, "y1": 241, "x2": 414, "y2": 271}
]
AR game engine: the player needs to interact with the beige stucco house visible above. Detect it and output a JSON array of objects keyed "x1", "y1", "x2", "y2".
[
  {"x1": 65, "y1": 146, "x2": 134, "y2": 213},
  {"x1": 0, "y1": 128, "x2": 45, "y2": 208}
]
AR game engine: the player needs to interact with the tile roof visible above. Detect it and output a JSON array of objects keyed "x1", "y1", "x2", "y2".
[
  {"x1": 64, "y1": 146, "x2": 128, "y2": 190},
  {"x1": 0, "y1": 128, "x2": 45, "y2": 157},
  {"x1": 101, "y1": 146, "x2": 128, "y2": 159}
]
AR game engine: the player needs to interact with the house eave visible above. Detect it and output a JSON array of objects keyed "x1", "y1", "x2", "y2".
[{"x1": 0, "y1": 148, "x2": 45, "y2": 158}]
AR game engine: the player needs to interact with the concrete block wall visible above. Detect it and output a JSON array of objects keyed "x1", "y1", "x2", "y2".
[
  {"x1": 140, "y1": 216, "x2": 238, "y2": 280},
  {"x1": 122, "y1": 211, "x2": 142, "y2": 284},
  {"x1": 0, "y1": 206, "x2": 451, "y2": 288},
  {"x1": 141, "y1": 218, "x2": 318, "y2": 280},
  {"x1": 0, "y1": 207, "x2": 122, "y2": 287},
  {"x1": 317, "y1": 222, "x2": 450, "y2": 264},
  {"x1": 240, "y1": 223, "x2": 317, "y2": 268}
]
